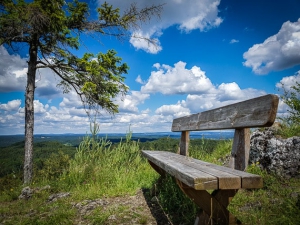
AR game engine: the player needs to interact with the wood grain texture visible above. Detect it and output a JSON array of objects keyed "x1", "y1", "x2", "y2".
[
  {"x1": 229, "y1": 128, "x2": 250, "y2": 171},
  {"x1": 142, "y1": 150, "x2": 263, "y2": 190},
  {"x1": 169, "y1": 154, "x2": 241, "y2": 189},
  {"x1": 161, "y1": 151, "x2": 263, "y2": 189},
  {"x1": 177, "y1": 180, "x2": 238, "y2": 225},
  {"x1": 172, "y1": 94, "x2": 279, "y2": 131},
  {"x1": 142, "y1": 150, "x2": 217, "y2": 189},
  {"x1": 179, "y1": 131, "x2": 189, "y2": 156}
]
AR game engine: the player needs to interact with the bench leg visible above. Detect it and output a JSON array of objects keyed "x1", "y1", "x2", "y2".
[
  {"x1": 148, "y1": 160, "x2": 166, "y2": 177},
  {"x1": 176, "y1": 180, "x2": 240, "y2": 225}
]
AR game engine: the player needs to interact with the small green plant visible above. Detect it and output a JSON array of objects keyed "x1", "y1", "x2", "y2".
[
  {"x1": 37, "y1": 151, "x2": 70, "y2": 181},
  {"x1": 275, "y1": 118, "x2": 300, "y2": 138},
  {"x1": 280, "y1": 81, "x2": 300, "y2": 124},
  {"x1": 277, "y1": 80, "x2": 300, "y2": 138}
]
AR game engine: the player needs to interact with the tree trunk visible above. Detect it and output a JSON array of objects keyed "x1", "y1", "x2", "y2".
[{"x1": 24, "y1": 40, "x2": 38, "y2": 184}]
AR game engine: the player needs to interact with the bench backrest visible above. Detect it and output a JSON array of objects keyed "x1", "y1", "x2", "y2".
[{"x1": 172, "y1": 94, "x2": 279, "y2": 170}]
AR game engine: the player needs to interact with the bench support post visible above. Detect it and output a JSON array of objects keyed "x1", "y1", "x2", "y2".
[
  {"x1": 229, "y1": 128, "x2": 250, "y2": 171},
  {"x1": 179, "y1": 131, "x2": 189, "y2": 156},
  {"x1": 176, "y1": 180, "x2": 239, "y2": 225},
  {"x1": 148, "y1": 160, "x2": 166, "y2": 177}
]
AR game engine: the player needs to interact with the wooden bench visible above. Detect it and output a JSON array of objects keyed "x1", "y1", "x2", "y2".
[{"x1": 142, "y1": 94, "x2": 279, "y2": 225}]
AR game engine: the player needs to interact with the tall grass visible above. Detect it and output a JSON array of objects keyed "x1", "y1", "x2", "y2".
[
  {"x1": 275, "y1": 119, "x2": 300, "y2": 138},
  {"x1": 61, "y1": 127, "x2": 158, "y2": 199}
]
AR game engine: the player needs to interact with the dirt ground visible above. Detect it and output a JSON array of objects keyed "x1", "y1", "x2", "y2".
[{"x1": 74, "y1": 188, "x2": 173, "y2": 225}]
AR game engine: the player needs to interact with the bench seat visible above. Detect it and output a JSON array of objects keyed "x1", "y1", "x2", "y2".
[{"x1": 142, "y1": 150, "x2": 263, "y2": 190}]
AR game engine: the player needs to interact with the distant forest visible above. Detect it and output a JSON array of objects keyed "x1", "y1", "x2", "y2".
[
  {"x1": 0, "y1": 131, "x2": 233, "y2": 147},
  {"x1": 0, "y1": 137, "x2": 220, "y2": 178}
]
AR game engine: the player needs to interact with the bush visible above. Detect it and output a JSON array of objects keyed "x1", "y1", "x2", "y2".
[
  {"x1": 37, "y1": 151, "x2": 70, "y2": 181},
  {"x1": 276, "y1": 118, "x2": 300, "y2": 138},
  {"x1": 278, "y1": 80, "x2": 300, "y2": 137}
]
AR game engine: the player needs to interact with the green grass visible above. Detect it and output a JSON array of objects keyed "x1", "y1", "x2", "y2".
[
  {"x1": 86, "y1": 204, "x2": 149, "y2": 225},
  {"x1": 0, "y1": 190, "x2": 76, "y2": 225},
  {"x1": 229, "y1": 164, "x2": 300, "y2": 224},
  {"x1": 275, "y1": 122, "x2": 300, "y2": 138}
]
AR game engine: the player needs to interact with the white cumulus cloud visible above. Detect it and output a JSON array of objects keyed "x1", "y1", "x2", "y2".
[
  {"x1": 217, "y1": 82, "x2": 263, "y2": 101},
  {"x1": 101, "y1": 0, "x2": 222, "y2": 54},
  {"x1": 0, "y1": 99, "x2": 21, "y2": 111},
  {"x1": 276, "y1": 70, "x2": 300, "y2": 90},
  {"x1": 130, "y1": 31, "x2": 162, "y2": 54},
  {"x1": 0, "y1": 46, "x2": 64, "y2": 98},
  {"x1": 141, "y1": 61, "x2": 214, "y2": 95},
  {"x1": 155, "y1": 101, "x2": 190, "y2": 118},
  {"x1": 243, "y1": 19, "x2": 300, "y2": 74},
  {"x1": 33, "y1": 100, "x2": 48, "y2": 114},
  {"x1": 139, "y1": 60, "x2": 266, "y2": 115},
  {"x1": 115, "y1": 91, "x2": 150, "y2": 113},
  {"x1": 135, "y1": 75, "x2": 145, "y2": 84},
  {"x1": 0, "y1": 46, "x2": 28, "y2": 92}
]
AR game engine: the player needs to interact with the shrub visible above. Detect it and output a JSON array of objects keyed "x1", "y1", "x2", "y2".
[{"x1": 37, "y1": 151, "x2": 70, "y2": 181}]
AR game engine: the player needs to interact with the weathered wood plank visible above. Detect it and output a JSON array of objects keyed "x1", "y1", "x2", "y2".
[
  {"x1": 177, "y1": 180, "x2": 213, "y2": 217},
  {"x1": 212, "y1": 189, "x2": 240, "y2": 225},
  {"x1": 178, "y1": 181, "x2": 238, "y2": 225},
  {"x1": 148, "y1": 160, "x2": 166, "y2": 177},
  {"x1": 167, "y1": 154, "x2": 241, "y2": 189},
  {"x1": 142, "y1": 150, "x2": 218, "y2": 189},
  {"x1": 229, "y1": 128, "x2": 250, "y2": 171},
  {"x1": 168, "y1": 152, "x2": 263, "y2": 189},
  {"x1": 143, "y1": 151, "x2": 263, "y2": 189},
  {"x1": 179, "y1": 131, "x2": 189, "y2": 156},
  {"x1": 172, "y1": 94, "x2": 279, "y2": 131}
]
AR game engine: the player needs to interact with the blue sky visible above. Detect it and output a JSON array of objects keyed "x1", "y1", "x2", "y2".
[{"x1": 1, "y1": 0, "x2": 300, "y2": 134}]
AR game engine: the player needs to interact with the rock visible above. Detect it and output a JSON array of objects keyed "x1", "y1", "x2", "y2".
[
  {"x1": 39, "y1": 185, "x2": 51, "y2": 191},
  {"x1": 108, "y1": 215, "x2": 117, "y2": 220},
  {"x1": 249, "y1": 130, "x2": 300, "y2": 178},
  {"x1": 18, "y1": 185, "x2": 51, "y2": 200},
  {"x1": 19, "y1": 186, "x2": 34, "y2": 200},
  {"x1": 47, "y1": 192, "x2": 70, "y2": 202},
  {"x1": 73, "y1": 199, "x2": 108, "y2": 215}
]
